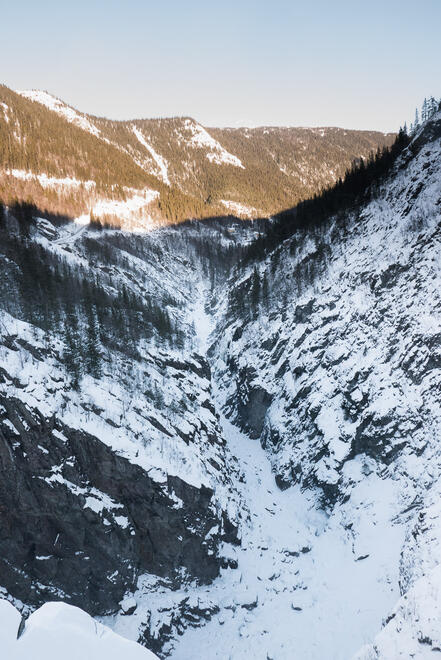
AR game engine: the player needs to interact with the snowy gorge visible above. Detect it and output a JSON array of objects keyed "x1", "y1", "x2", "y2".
[{"x1": 0, "y1": 106, "x2": 441, "y2": 659}]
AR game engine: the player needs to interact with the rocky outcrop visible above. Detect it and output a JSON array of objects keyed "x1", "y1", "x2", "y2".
[
  {"x1": 227, "y1": 365, "x2": 272, "y2": 439},
  {"x1": 0, "y1": 395, "x2": 229, "y2": 615},
  {"x1": 139, "y1": 595, "x2": 220, "y2": 656}
]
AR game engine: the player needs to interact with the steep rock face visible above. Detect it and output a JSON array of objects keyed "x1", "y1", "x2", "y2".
[
  {"x1": 201, "y1": 114, "x2": 441, "y2": 657},
  {"x1": 399, "y1": 477, "x2": 441, "y2": 595},
  {"x1": 226, "y1": 365, "x2": 272, "y2": 439},
  {"x1": 0, "y1": 395, "x2": 223, "y2": 615},
  {"x1": 213, "y1": 113, "x2": 441, "y2": 508}
]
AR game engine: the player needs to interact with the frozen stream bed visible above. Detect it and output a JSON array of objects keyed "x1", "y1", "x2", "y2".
[
  {"x1": 101, "y1": 286, "x2": 405, "y2": 659},
  {"x1": 106, "y1": 404, "x2": 404, "y2": 659}
]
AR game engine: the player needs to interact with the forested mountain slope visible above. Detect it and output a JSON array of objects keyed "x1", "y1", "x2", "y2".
[{"x1": 0, "y1": 85, "x2": 394, "y2": 226}]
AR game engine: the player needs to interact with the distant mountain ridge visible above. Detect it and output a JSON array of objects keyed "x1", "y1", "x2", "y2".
[{"x1": 0, "y1": 85, "x2": 395, "y2": 227}]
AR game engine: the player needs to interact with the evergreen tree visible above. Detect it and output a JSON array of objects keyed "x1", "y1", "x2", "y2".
[
  {"x1": 429, "y1": 97, "x2": 438, "y2": 117},
  {"x1": 85, "y1": 304, "x2": 102, "y2": 378},
  {"x1": 261, "y1": 271, "x2": 270, "y2": 308},
  {"x1": 422, "y1": 98, "x2": 428, "y2": 123},
  {"x1": 154, "y1": 382, "x2": 165, "y2": 408},
  {"x1": 250, "y1": 267, "x2": 260, "y2": 318},
  {"x1": 413, "y1": 108, "x2": 420, "y2": 134},
  {"x1": 63, "y1": 310, "x2": 82, "y2": 390}
]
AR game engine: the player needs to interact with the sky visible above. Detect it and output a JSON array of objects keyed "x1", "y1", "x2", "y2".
[{"x1": 1, "y1": 0, "x2": 441, "y2": 132}]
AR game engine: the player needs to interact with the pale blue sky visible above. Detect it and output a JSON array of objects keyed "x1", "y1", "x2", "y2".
[{"x1": 2, "y1": 0, "x2": 440, "y2": 131}]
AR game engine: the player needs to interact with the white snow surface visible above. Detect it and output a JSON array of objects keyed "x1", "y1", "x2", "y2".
[
  {"x1": 354, "y1": 564, "x2": 441, "y2": 658},
  {"x1": 0, "y1": 600, "x2": 157, "y2": 659},
  {"x1": 0, "y1": 102, "x2": 10, "y2": 123},
  {"x1": 3, "y1": 165, "x2": 160, "y2": 230},
  {"x1": 4, "y1": 169, "x2": 96, "y2": 190},
  {"x1": 91, "y1": 188, "x2": 159, "y2": 225},
  {"x1": 106, "y1": 409, "x2": 404, "y2": 659}
]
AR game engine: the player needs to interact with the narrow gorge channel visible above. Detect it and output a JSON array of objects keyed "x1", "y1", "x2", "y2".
[{"x1": 109, "y1": 279, "x2": 404, "y2": 660}]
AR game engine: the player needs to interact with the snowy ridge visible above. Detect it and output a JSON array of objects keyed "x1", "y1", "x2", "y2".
[
  {"x1": 17, "y1": 89, "x2": 101, "y2": 137},
  {"x1": 1, "y1": 86, "x2": 396, "y2": 224}
]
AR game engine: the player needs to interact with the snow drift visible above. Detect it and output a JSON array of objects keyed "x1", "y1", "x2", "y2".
[{"x1": 0, "y1": 599, "x2": 157, "y2": 659}]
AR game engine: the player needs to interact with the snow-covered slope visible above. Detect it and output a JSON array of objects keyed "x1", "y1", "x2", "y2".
[
  {"x1": 354, "y1": 565, "x2": 441, "y2": 658},
  {"x1": 182, "y1": 119, "x2": 244, "y2": 168},
  {"x1": 132, "y1": 126, "x2": 171, "y2": 185},
  {"x1": 0, "y1": 216, "x2": 260, "y2": 651},
  {"x1": 200, "y1": 112, "x2": 441, "y2": 658},
  {"x1": 0, "y1": 599, "x2": 157, "y2": 659}
]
